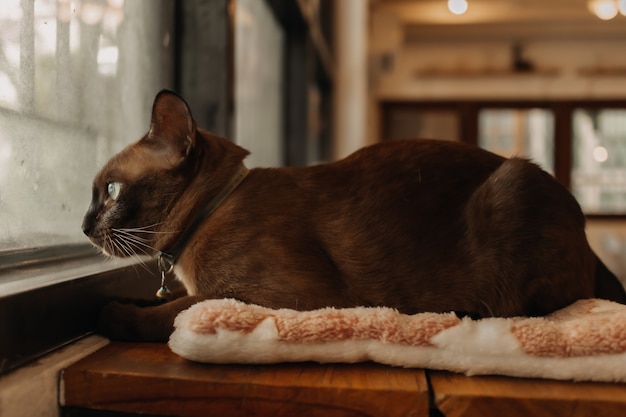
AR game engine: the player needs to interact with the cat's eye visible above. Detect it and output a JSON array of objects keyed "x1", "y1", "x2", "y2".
[{"x1": 107, "y1": 182, "x2": 122, "y2": 201}]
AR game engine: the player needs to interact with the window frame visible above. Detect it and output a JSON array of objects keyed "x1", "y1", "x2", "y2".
[{"x1": 0, "y1": 245, "x2": 159, "y2": 375}]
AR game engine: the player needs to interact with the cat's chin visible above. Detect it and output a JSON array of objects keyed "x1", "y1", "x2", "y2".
[
  {"x1": 100, "y1": 247, "x2": 136, "y2": 259},
  {"x1": 86, "y1": 239, "x2": 123, "y2": 259},
  {"x1": 100, "y1": 248, "x2": 116, "y2": 258}
]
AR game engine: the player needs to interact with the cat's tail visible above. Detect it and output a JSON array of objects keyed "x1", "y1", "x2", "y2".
[{"x1": 595, "y1": 255, "x2": 626, "y2": 304}]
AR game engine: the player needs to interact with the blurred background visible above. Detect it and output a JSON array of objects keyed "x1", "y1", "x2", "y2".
[{"x1": 0, "y1": 0, "x2": 625, "y2": 282}]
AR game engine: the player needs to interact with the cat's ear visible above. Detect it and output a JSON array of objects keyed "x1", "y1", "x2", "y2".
[{"x1": 147, "y1": 90, "x2": 196, "y2": 161}]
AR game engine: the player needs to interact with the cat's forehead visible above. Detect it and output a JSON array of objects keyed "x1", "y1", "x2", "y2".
[{"x1": 95, "y1": 139, "x2": 168, "y2": 184}]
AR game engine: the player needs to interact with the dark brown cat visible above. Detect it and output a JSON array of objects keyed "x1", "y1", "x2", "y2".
[{"x1": 83, "y1": 90, "x2": 626, "y2": 342}]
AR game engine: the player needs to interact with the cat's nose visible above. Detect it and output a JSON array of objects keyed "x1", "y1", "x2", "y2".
[{"x1": 81, "y1": 218, "x2": 92, "y2": 237}]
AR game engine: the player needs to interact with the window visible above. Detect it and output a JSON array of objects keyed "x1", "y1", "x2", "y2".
[
  {"x1": 478, "y1": 108, "x2": 554, "y2": 173},
  {"x1": 572, "y1": 108, "x2": 626, "y2": 214},
  {"x1": 0, "y1": 0, "x2": 174, "y2": 251},
  {"x1": 0, "y1": 0, "x2": 175, "y2": 375}
]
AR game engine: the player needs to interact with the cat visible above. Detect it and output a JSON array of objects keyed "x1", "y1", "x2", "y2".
[{"x1": 83, "y1": 90, "x2": 626, "y2": 342}]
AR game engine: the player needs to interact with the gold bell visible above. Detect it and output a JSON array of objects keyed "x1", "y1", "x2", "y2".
[{"x1": 156, "y1": 284, "x2": 172, "y2": 300}]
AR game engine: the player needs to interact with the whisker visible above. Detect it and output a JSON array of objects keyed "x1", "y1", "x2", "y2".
[
  {"x1": 115, "y1": 221, "x2": 176, "y2": 232},
  {"x1": 121, "y1": 236, "x2": 152, "y2": 256},
  {"x1": 113, "y1": 234, "x2": 154, "y2": 275},
  {"x1": 113, "y1": 231, "x2": 152, "y2": 254},
  {"x1": 115, "y1": 228, "x2": 179, "y2": 236},
  {"x1": 106, "y1": 221, "x2": 180, "y2": 279},
  {"x1": 113, "y1": 229, "x2": 151, "y2": 242},
  {"x1": 114, "y1": 236, "x2": 135, "y2": 257},
  {"x1": 111, "y1": 230, "x2": 138, "y2": 255},
  {"x1": 114, "y1": 231, "x2": 160, "y2": 254},
  {"x1": 104, "y1": 234, "x2": 116, "y2": 257},
  {"x1": 126, "y1": 221, "x2": 170, "y2": 229}
]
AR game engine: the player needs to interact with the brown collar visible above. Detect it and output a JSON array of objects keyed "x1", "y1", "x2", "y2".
[{"x1": 158, "y1": 163, "x2": 249, "y2": 271}]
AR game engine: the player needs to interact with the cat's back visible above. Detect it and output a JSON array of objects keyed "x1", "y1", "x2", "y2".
[
  {"x1": 322, "y1": 139, "x2": 504, "y2": 177},
  {"x1": 289, "y1": 139, "x2": 503, "y2": 201}
]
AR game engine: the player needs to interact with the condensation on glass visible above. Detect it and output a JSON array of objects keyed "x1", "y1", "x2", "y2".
[
  {"x1": 0, "y1": 0, "x2": 172, "y2": 250},
  {"x1": 571, "y1": 108, "x2": 626, "y2": 215},
  {"x1": 478, "y1": 108, "x2": 554, "y2": 173}
]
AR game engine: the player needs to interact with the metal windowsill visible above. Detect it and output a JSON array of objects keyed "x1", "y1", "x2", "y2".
[{"x1": 0, "y1": 244, "x2": 159, "y2": 375}]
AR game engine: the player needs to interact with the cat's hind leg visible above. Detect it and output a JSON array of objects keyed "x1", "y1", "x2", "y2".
[{"x1": 464, "y1": 157, "x2": 595, "y2": 317}]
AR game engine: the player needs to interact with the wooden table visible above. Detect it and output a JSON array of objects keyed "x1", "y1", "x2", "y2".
[
  {"x1": 61, "y1": 342, "x2": 626, "y2": 417},
  {"x1": 430, "y1": 371, "x2": 626, "y2": 417},
  {"x1": 61, "y1": 343, "x2": 430, "y2": 417}
]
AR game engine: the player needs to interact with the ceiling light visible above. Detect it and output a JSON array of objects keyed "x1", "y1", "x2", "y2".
[
  {"x1": 588, "y1": 0, "x2": 619, "y2": 20},
  {"x1": 593, "y1": 146, "x2": 609, "y2": 163},
  {"x1": 448, "y1": 0, "x2": 468, "y2": 16},
  {"x1": 619, "y1": 0, "x2": 626, "y2": 15}
]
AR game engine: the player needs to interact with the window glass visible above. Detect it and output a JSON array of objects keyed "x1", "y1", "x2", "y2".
[
  {"x1": 571, "y1": 108, "x2": 626, "y2": 214},
  {"x1": 235, "y1": 0, "x2": 284, "y2": 167},
  {"x1": 478, "y1": 108, "x2": 554, "y2": 173},
  {"x1": 0, "y1": 0, "x2": 173, "y2": 251}
]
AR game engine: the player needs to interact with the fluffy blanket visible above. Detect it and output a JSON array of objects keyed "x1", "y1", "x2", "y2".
[{"x1": 169, "y1": 298, "x2": 626, "y2": 382}]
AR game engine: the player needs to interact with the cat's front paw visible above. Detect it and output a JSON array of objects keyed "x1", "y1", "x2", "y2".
[
  {"x1": 98, "y1": 300, "x2": 175, "y2": 342},
  {"x1": 98, "y1": 301, "x2": 143, "y2": 341}
]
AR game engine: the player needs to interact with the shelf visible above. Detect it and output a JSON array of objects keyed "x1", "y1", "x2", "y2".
[
  {"x1": 578, "y1": 67, "x2": 626, "y2": 77},
  {"x1": 414, "y1": 68, "x2": 561, "y2": 79}
]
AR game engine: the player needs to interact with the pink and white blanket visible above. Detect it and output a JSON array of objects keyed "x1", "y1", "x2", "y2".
[{"x1": 169, "y1": 298, "x2": 626, "y2": 382}]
